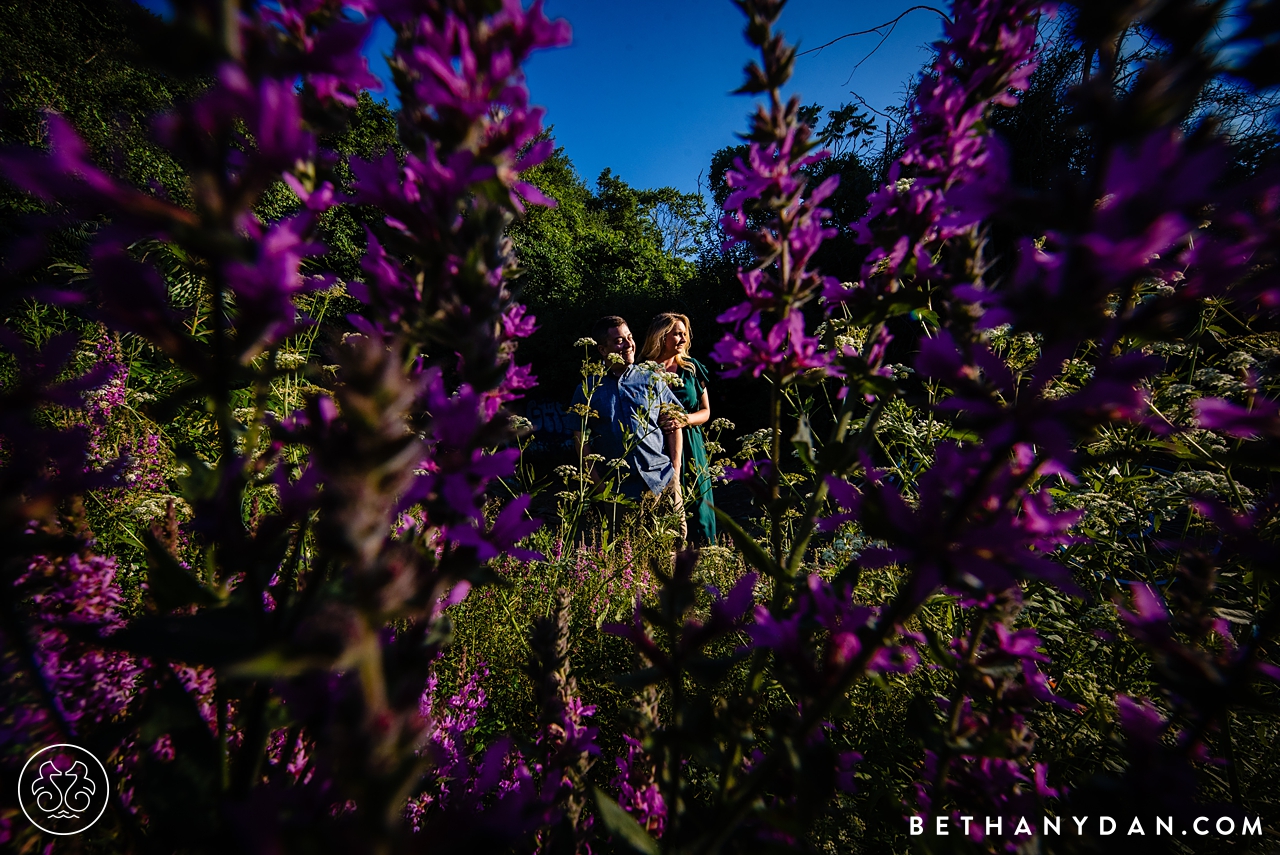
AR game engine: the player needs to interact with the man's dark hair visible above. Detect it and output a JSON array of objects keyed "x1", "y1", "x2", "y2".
[{"x1": 591, "y1": 315, "x2": 628, "y2": 348}]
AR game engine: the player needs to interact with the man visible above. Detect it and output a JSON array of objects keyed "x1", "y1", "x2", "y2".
[{"x1": 570, "y1": 315, "x2": 684, "y2": 534}]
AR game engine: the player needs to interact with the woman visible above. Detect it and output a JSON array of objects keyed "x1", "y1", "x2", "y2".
[{"x1": 640, "y1": 312, "x2": 716, "y2": 544}]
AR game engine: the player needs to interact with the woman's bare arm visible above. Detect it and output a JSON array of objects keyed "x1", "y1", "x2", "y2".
[
  {"x1": 685, "y1": 388, "x2": 711, "y2": 427},
  {"x1": 665, "y1": 423, "x2": 683, "y2": 472}
]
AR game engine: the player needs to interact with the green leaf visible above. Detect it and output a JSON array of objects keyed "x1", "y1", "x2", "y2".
[
  {"x1": 103, "y1": 607, "x2": 268, "y2": 666},
  {"x1": 1214, "y1": 607, "x2": 1254, "y2": 624},
  {"x1": 592, "y1": 788, "x2": 660, "y2": 855},
  {"x1": 225, "y1": 647, "x2": 342, "y2": 679},
  {"x1": 790, "y1": 413, "x2": 816, "y2": 470},
  {"x1": 143, "y1": 529, "x2": 223, "y2": 611},
  {"x1": 715, "y1": 508, "x2": 784, "y2": 582},
  {"x1": 686, "y1": 652, "x2": 744, "y2": 686},
  {"x1": 175, "y1": 450, "x2": 221, "y2": 502},
  {"x1": 910, "y1": 307, "x2": 940, "y2": 328},
  {"x1": 939, "y1": 425, "x2": 981, "y2": 443},
  {"x1": 613, "y1": 666, "x2": 665, "y2": 690}
]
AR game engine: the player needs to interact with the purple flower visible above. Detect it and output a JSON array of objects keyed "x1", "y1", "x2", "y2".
[
  {"x1": 448, "y1": 494, "x2": 542, "y2": 562},
  {"x1": 611, "y1": 734, "x2": 666, "y2": 836},
  {"x1": 1118, "y1": 582, "x2": 1280, "y2": 712},
  {"x1": 226, "y1": 212, "x2": 331, "y2": 357},
  {"x1": 603, "y1": 601, "x2": 666, "y2": 669},
  {"x1": 721, "y1": 457, "x2": 774, "y2": 484},
  {"x1": 1189, "y1": 496, "x2": 1280, "y2": 570},
  {"x1": 253, "y1": 0, "x2": 382, "y2": 108},
  {"x1": 1107, "y1": 694, "x2": 1202, "y2": 818},
  {"x1": 747, "y1": 574, "x2": 917, "y2": 687},
  {"x1": 830, "y1": 446, "x2": 1081, "y2": 608},
  {"x1": 501, "y1": 303, "x2": 538, "y2": 339},
  {"x1": 705, "y1": 571, "x2": 759, "y2": 630},
  {"x1": 720, "y1": 135, "x2": 837, "y2": 269},
  {"x1": 835, "y1": 751, "x2": 862, "y2": 793},
  {"x1": 410, "y1": 661, "x2": 511, "y2": 825},
  {"x1": 915, "y1": 332, "x2": 1161, "y2": 469},
  {"x1": 1193, "y1": 396, "x2": 1280, "y2": 438},
  {"x1": 712, "y1": 61, "x2": 843, "y2": 391},
  {"x1": 746, "y1": 604, "x2": 805, "y2": 656},
  {"x1": 370, "y1": 0, "x2": 568, "y2": 216},
  {"x1": 711, "y1": 308, "x2": 837, "y2": 382},
  {"x1": 349, "y1": 228, "x2": 419, "y2": 323},
  {"x1": 842, "y1": 0, "x2": 1043, "y2": 308},
  {"x1": 1177, "y1": 170, "x2": 1280, "y2": 309},
  {"x1": 0, "y1": 113, "x2": 190, "y2": 235},
  {"x1": 817, "y1": 474, "x2": 862, "y2": 532},
  {"x1": 1, "y1": 329, "x2": 127, "y2": 499}
]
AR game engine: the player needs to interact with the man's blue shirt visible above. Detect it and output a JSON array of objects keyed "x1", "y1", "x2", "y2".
[{"x1": 571, "y1": 365, "x2": 680, "y2": 498}]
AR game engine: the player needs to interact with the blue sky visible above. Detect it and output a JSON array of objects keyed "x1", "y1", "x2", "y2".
[
  {"x1": 135, "y1": 1, "x2": 943, "y2": 195},
  {"x1": 514, "y1": 1, "x2": 942, "y2": 194}
]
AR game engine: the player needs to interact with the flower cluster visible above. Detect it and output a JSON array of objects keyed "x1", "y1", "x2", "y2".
[
  {"x1": 13, "y1": 550, "x2": 143, "y2": 732},
  {"x1": 835, "y1": 0, "x2": 1041, "y2": 308},
  {"x1": 682, "y1": 0, "x2": 1205, "y2": 849},
  {"x1": 407, "y1": 661, "x2": 494, "y2": 824},
  {"x1": 692, "y1": 0, "x2": 1280, "y2": 848},
  {"x1": 611, "y1": 733, "x2": 666, "y2": 837}
]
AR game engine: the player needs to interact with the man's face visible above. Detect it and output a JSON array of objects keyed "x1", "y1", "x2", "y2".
[{"x1": 598, "y1": 324, "x2": 636, "y2": 368}]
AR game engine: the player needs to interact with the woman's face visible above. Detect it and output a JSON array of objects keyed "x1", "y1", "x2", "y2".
[{"x1": 664, "y1": 321, "x2": 688, "y2": 357}]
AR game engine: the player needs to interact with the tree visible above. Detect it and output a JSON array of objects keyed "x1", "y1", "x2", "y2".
[
  {"x1": 0, "y1": 0, "x2": 199, "y2": 259},
  {"x1": 508, "y1": 146, "x2": 701, "y2": 396}
]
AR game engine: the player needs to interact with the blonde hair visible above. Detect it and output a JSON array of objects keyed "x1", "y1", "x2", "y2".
[{"x1": 640, "y1": 312, "x2": 692, "y2": 371}]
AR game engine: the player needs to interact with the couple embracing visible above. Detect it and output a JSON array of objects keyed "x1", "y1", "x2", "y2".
[{"x1": 570, "y1": 313, "x2": 717, "y2": 545}]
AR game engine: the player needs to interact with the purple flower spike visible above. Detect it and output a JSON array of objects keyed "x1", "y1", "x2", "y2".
[
  {"x1": 611, "y1": 734, "x2": 666, "y2": 836},
  {"x1": 1194, "y1": 396, "x2": 1280, "y2": 439}
]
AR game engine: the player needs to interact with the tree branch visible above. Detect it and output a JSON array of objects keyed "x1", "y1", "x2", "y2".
[{"x1": 795, "y1": 6, "x2": 952, "y2": 60}]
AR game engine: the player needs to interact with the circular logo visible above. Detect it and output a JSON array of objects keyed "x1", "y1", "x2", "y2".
[{"x1": 18, "y1": 744, "x2": 110, "y2": 836}]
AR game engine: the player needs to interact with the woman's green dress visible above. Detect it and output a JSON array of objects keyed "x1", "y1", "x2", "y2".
[{"x1": 673, "y1": 358, "x2": 716, "y2": 544}]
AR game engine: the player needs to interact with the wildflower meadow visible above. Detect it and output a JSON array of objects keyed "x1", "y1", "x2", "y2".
[{"x1": 1, "y1": 0, "x2": 1279, "y2": 852}]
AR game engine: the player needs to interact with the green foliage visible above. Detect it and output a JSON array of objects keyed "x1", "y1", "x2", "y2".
[
  {"x1": 512, "y1": 149, "x2": 696, "y2": 306},
  {"x1": 313, "y1": 92, "x2": 403, "y2": 283},
  {"x1": 0, "y1": 0, "x2": 198, "y2": 223},
  {"x1": 443, "y1": 527, "x2": 748, "y2": 750},
  {"x1": 0, "y1": 0, "x2": 400, "y2": 290}
]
